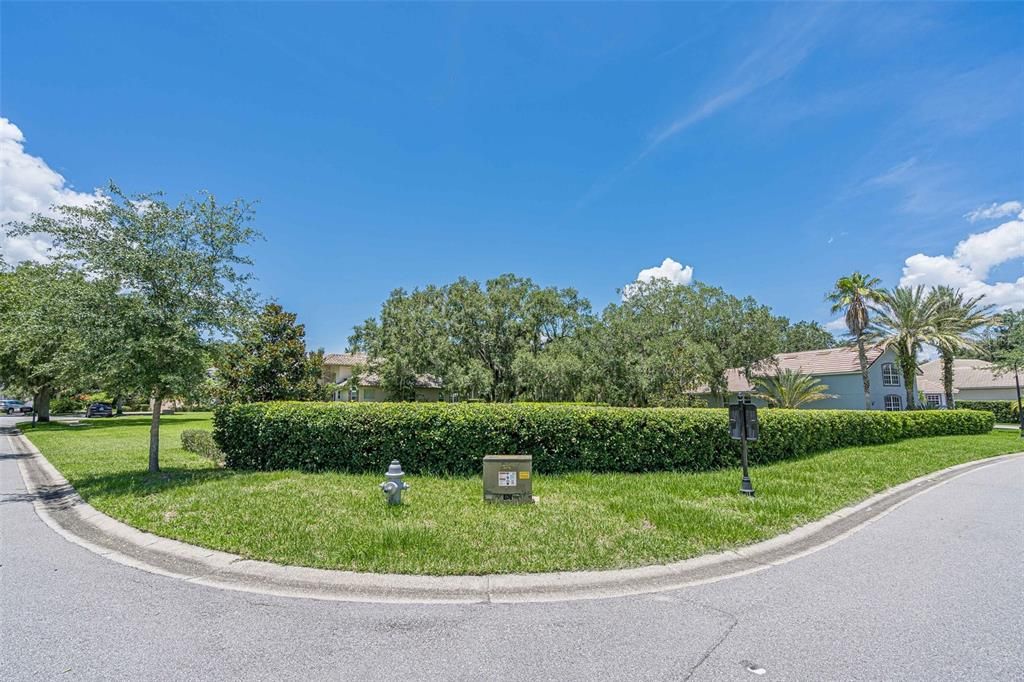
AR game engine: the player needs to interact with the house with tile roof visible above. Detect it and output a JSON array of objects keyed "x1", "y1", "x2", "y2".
[
  {"x1": 919, "y1": 358, "x2": 1018, "y2": 403},
  {"x1": 322, "y1": 352, "x2": 442, "y2": 402},
  {"x1": 687, "y1": 345, "x2": 924, "y2": 411}
]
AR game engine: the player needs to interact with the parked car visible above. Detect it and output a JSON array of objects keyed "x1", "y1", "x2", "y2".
[
  {"x1": 85, "y1": 403, "x2": 114, "y2": 418},
  {"x1": 1, "y1": 399, "x2": 33, "y2": 415}
]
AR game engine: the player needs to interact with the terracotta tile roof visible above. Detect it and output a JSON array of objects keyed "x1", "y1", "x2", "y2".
[
  {"x1": 324, "y1": 352, "x2": 443, "y2": 389},
  {"x1": 770, "y1": 345, "x2": 886, "y2": 375},
  {"x1": 919, "y1": 359, "x2": 1016, "y2": 390},
  {"x1": 689, "y1": 345, "x2": 886, "y2": 394},
  {"x1": 918, "y1": 377, "x2": 955, "y2": 395},
  {"x1": 323, "y1": 352, "x2": 369, "y2": 366}
]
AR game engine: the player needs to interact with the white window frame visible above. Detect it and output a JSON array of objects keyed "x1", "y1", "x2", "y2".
[
  {"x1": 925, "y1": 393, "x2": 942, "y2": 408},
  {"x1": 881, "y1": 363, "x2": 900, "y2": 386},
  {"x1": 884, "y1": 394, "x2": 903, "y2": 411}
]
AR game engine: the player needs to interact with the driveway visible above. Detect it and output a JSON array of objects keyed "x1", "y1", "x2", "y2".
[{"x1": 1, "y1": 434, "x2": 1021, "y2": 681}]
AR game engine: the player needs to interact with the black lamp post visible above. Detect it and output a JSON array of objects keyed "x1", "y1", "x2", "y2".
[{"x1": 729, "y1": 392, "x2": 759, "y2": 497}]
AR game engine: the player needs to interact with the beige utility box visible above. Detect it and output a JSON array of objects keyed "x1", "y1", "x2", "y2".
[{"x1": 482, "y1": 454, "x2": 533, "y2": 504}]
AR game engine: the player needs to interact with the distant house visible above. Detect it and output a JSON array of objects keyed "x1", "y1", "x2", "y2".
[
  {"x1": 688, "y1": 345, "x2": 923, "y2": 411},
  {"x1": 919, "y1": 358, "x2": 1018, "y2": 403},
  {"x1": 322, "y1": 352, "x2": 442, "y2": 402}
]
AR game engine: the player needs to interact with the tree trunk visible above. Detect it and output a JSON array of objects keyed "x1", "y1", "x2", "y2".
[
  {"x1": 856, "y1": 336, "x2": 871, "y2": 410},
  {"x1": 115, "y1": 395, "x2": 124, "y2": 416},
  {"x1": 149, "y1": 389, "x2": 162, "y2": 473},
  {"x1": 34, "y1": 386, "x2": 52, "y2": 422},
  {"x1": 1014, "y1": 366, "x2": 1022, "y2": 438},
  {"x1": 940, "y1": 349, "x2": 955, "y2": 409},
  {"x1": 902, "y1": 365, "x2": 917, "y2": 410}
]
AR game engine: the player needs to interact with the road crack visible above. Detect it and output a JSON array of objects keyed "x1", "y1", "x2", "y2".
[{"x1": 679, "y1": 601, "x2": 741, "y2": 681}]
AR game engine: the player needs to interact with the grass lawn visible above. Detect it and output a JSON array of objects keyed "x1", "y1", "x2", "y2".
[{"x1": 21, "y1": 413, "x2": 1022, "y2": 575}]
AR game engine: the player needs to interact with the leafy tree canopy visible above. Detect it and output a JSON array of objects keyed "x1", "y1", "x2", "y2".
[
  {"x1": 351, "y1": 274, "x2": 592, "y2": 402},
  {"x1": 778, "y1": 319, "x2": 837, "y2": 352},
  {"x1": 217, "y1": 303, "x2": 328, "y2": 403},
  {"x1": 6, "y1": 183, "x2": 260, "y2": 470},
  {"x1": 0, "y1": 262, "x2": 117, "y2": 418}
]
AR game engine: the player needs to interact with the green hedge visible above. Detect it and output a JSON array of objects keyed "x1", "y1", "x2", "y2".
[
  {"x1": 212, "y1": 402, "x2": 995, "y2": 475},
  {"x1": 181, "y1": 429, "x2": 224, "y2": 464},
  {"x1": 955, "y1": 400, "x2": 1019, "y2": 424}
]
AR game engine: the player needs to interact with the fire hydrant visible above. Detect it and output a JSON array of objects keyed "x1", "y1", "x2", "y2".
[{"x1": 379, "y1": 459, "x2": 409, "y2": 505}]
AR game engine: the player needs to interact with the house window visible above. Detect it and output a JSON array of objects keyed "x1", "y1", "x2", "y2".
[
  {"x1": 926, "y1": 393, "x2": 942, "y2": 408},
  {"x1": 349, "y1": 387, "x2": 359, "y2": 402},
  {"x1": 884, "y1": 394, "x2": 903, "y2": 411},
  {"x1": 882, "y1": 363, "x2": 900, "y2": 386}
]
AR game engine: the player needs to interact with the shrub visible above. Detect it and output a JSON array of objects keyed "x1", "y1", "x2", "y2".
[
  {"x1": 956, "y1": 400, "x2": 1019, "y2": 424},
  {"x1": 50, "y1": 395, "x2": 86, "y2": 414},
  {"x1": 181, "y1": 429, "x2": 224, "y2": 464},
  {"x1": 213, "y1": 402, "x2": 994, "y2": 475}
]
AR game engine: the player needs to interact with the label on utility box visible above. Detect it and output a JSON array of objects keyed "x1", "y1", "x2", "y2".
[
  {"x1": 497, "y1": 471, "x2": 517, "y2": 487},
  {"x1": 519, "y1": 471, "x2": 530, "y2": 479}
]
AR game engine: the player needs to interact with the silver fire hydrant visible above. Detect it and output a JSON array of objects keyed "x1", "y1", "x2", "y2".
[{"x1": 379, "y1": 459, "x2": 409, "y2": 505}]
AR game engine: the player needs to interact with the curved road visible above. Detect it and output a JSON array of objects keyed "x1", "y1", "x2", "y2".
[{"x1": 2, "y1": 425, "x2": 1021, "y2": 680}]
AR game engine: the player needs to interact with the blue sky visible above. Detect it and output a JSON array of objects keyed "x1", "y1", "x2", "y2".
[{"x1": 2, "y1": 2, "x2": 1022, "y2": 349}]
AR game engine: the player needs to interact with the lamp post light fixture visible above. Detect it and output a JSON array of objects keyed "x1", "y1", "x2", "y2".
[{"x1": 729, "y1": 392, "x2": 759, "y2": 497}]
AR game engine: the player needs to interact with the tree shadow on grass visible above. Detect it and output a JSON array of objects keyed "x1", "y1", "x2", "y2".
[
  {"x1": 24, "y1": 415, "x2": 214, "y2": 432},
  {"x1": 70, "y1": 466, "x2": 237, "y2": 501}
]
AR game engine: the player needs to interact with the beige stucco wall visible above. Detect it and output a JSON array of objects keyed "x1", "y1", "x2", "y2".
[
  {"x1": 956, "y1": 387, "x2": 1018, "y2": 401},
  {"x1": 323, "y1": 363, "x2": 355, "y2": 384}
]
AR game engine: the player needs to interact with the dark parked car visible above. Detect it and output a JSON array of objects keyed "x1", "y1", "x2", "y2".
[
  {"x1": 1, "y1": 399, "x2": 33, "y2": 415},
  {"x1": 85, "y1": 403, "x2": 114, "y2": 418}
]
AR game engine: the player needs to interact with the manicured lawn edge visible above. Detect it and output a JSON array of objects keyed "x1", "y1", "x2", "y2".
[{"x1": 21, "y1": 415, "x2": 1022, "y2": 576}]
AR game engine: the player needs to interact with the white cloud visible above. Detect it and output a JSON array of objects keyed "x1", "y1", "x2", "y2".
[
  {"x1": 637, "y1": 258, "x2": 694, "y2": 286},
  {"x1": 965, "y1": 200, "x2": 1023, "y2": 223},
  {"x1": 0, "y1": 117, "x2": 101, "y2": 263},
  {"x1": 646, "y1": 7, "x2": 832, "y2": 155},
  {"x1": 900, "y1": 206, "x2": 1024, "y2": 310},
  {"x1": 861, "y1": 157, "x2": 959, "y2": 215},
  {"x1": 824, "y1": 316, "x2": 848, "y2": 333},
  {"x1": 622, "y1": 258, "x2": 695, "y2": 300}
]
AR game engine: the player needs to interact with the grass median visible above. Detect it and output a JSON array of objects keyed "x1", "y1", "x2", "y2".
[{"x1": 20, "y1": 413, "x2": 1021, "y2": 575}]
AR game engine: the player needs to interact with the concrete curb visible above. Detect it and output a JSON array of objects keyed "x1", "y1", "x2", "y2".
[{"x1": 7, "y1": 428, "x2": 1022, "y2": 604}]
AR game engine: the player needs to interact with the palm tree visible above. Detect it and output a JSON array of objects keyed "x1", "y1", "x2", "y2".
[
  {"x1": 753, "y1": 368, "x2": 836, "y2": 408},
  {"x1": 931, "y1": 286, "x2": 995, "y2": 408},
  {"x1": 826, "y1": 272, "x2": 883, "y2": 409},
  {"x1": 868, "y1": 286, "x2": 958, "y2": 410}
]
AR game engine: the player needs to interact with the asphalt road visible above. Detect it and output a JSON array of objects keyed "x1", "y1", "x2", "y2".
[{"x1": 2, "y1": 428, "x2": 1021, "y2": 681}]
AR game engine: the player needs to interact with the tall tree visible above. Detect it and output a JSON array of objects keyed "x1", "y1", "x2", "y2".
[
  {"x1": 581, "y1": 279, "x2": 780, "y2": 407},
  {"x1": 868, "y1": 286, "x2": 957, "y2": 410},
  {"x1": 826, "y1": 272, "x2": 883, "y2": 409},
  {"x1": 987, "y1": 310, "x2": 1024, "y2": 434},
  {"x1": 217, "y1": 303, "x2": 328, "y2": 403},
  {"x1": 0, "y1": 263, "x2": 112, "y2": 420},
  {"x1": 8, "y1": 183, "x2": 259, "y2": 471},
  {"x1": 779, "y1": 319, "x2": 837, "y2": 352},
  {"x1": 931, "y1": 287, "x2": 994, "y2": 407},
  {"x1": 351, "y1": 274, "x2": 591, "y2": 402},
  {"x1": 753, "y1": 369, "x2": 835, "y2": 409}
]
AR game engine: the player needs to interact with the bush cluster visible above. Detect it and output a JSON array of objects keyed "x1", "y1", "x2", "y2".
[
  {"x1": 955, "y1": 400, "x2": 1019, "y2": 424},
  {"x1": 213, "y1": 402, "x2": 994, "y2": 475},
  {"x1": 50, "y1": 395, "x2": 87, "y2": 414},
  {"x1": 181, "y1": 429, "x2": 224, "y2": 464}
]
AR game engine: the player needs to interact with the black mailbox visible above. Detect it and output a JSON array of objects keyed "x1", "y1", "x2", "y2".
[
  {"x1": 728, "y1": 401, "x2": 759, "y2": 441},
  {"x1": 728, "y1": 404, "x2": 743, "y2": 439}
]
